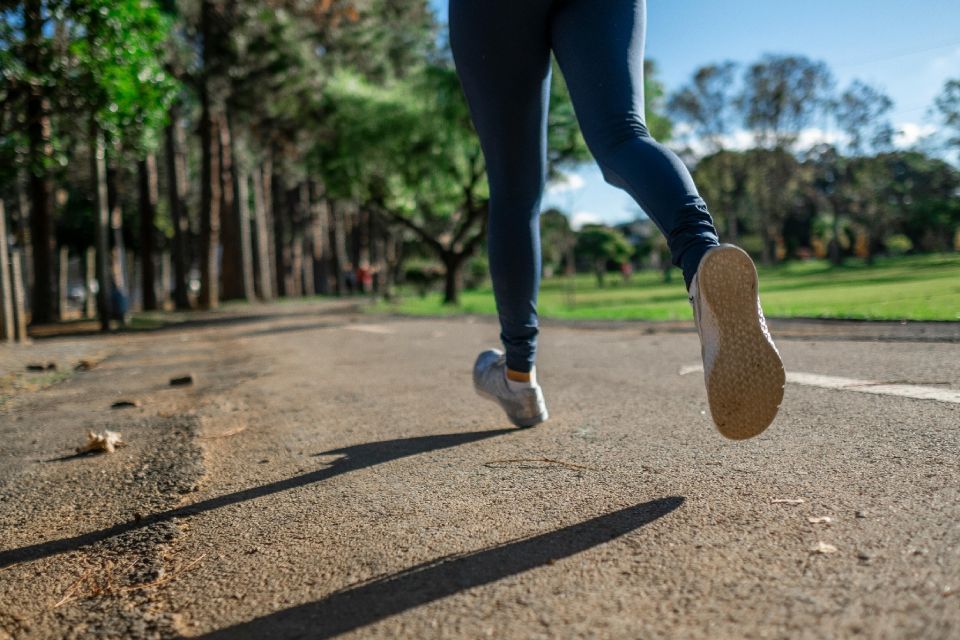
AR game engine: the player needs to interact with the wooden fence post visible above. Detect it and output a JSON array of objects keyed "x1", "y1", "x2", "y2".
[
  {"x1": 11, "y1": 249, "x2": 29, "y2": 342},
  {"x1": 0, "y1": 200, "x2": 14, "y2": 342}
]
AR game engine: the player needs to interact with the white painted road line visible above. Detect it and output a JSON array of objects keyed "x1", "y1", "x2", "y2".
[{"x1": 679, "y1": 365, "x2": 960, "y2": 404}]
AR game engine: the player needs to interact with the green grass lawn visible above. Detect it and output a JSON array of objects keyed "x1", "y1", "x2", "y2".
[{"x1": 373, "y1": 253, "x2": 960, "y2": 322}]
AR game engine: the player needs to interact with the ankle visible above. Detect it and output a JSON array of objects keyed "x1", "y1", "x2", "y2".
[{"x1": 505, "y1": 367, "x2": 537, "y2": 390}]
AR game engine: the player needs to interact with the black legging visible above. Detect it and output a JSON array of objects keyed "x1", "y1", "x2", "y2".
[{"x1": 450, "y1": 0, "x2": 719, "y2": 373}]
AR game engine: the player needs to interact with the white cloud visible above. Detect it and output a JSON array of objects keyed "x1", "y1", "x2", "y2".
[
  {"x1": 570, "y1": 210, "x2": 603, "y2": 230},
  {"x1": 894, "y1": 122, "x2": 937, "y2": 147},
  {"x1": 795, "y1": 127, "x2": 843, "y2": 149},
  {"x1": 546, "y1": 172, "x2": 586, "y2": 195},
  {"x1": 676, "y1": 123, "x2": 941, "y2": 155}
]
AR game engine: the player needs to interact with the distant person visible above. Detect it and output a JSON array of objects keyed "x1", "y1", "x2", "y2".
[
  {"x1": 453, "y1": 0, "x2": 785, "y2": 439},
  {"x1": 356, "y1": 262, "x2": 374, "y2": 294}
]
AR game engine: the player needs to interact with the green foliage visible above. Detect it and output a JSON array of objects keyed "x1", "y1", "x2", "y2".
[
  {"x1": 834, "y1": 80, "x2": 894, "y2": 155},
  {"x1": 885, "y1": 234, "x2": 912, "y2": 255},
  {"x1": 692, "y1": 149, "x2": 751, "y2": 236},
  {"x1": 0, "y1": 0, "x2": 176, "y2": 183},
  {"x1": 70, "y1": 0, "x2": 177, "y2": 149},
  {"x1": 575, "y1": 224, "x2": 633, "y2": 286},
  {"x1": 403, "y1": 260, "x2": 442, "y2": 297},
  {"x1": 539, "y1": 208, "x2": 574, "y2": 275},
  {"x1": 933, "y1": 78, "x2": 960, "y2": 151},
  {"x1": 643, "y1": 60, "x2": 673, "y2": 141},
  {"x1": 547, "y1": 61, "x2": 591, "y2": 174},
  {"x1": 464, "y1": 255, "x2": 488, "y2": 290}
]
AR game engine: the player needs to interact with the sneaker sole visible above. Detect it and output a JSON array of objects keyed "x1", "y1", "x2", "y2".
[
  {"x1": 697, "y1": 245, "x2": 785, "y2": 440},
  {"x1": 473, "y1": 385, "x2": 549, "y2": 429}
]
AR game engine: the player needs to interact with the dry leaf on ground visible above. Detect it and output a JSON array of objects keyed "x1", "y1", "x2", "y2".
[
  {"x1": 808, "y1": 516, "x2": 834, "y2": 524},
  {"x1": 76, "y1": 430, "x2": 126, "y2": 454},
  {"x1": 811, "y1": 541, "x2": 838, "y2": 554}
]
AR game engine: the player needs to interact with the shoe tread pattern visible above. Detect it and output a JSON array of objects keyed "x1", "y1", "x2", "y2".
[{"x1": 699, "y1": 246, "x2": 785, "y2": 440}]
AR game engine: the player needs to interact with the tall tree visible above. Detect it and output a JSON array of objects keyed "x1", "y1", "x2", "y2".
[
  {"x1": 834, "y1": 80, "x2": 894, "y2": 156},
  {"x1": 669, "y1": 61, "x2": 739, "y2": 154},
  {"x1": 738, "y1": 54, "x2": 833, "y2": 150},
  {"x1": 736, "y1": 55, "x2": 832, "y2": 263},
  {"x1": 933, "y1": 78, "x2": 960, "y2": 156}
]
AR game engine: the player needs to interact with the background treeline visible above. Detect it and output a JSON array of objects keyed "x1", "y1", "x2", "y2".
[
  {"x1": 669, "y1": 58, "x2": 960, "y2": 268},
  {"x1": 1, "y1": 1, "x2": 958, "y2": 332}
]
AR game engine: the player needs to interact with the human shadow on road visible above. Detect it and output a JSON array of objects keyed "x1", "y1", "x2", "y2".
[
  {"x1": 0, "y1": 428, "x2": 515, "y2": 568},
  {"x1": 198, "y1": 497, "x2": 684, "y2": 639}
]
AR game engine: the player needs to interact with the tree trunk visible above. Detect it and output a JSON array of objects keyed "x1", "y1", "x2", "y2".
[
  {"x1": 106, "y1": 165, "x2": 129, "y2": 323},
  {"x1": 271, "y1": 166, "x2": 288, "y2": 297},
  {"x1": 329, "y1": 201, "x2": 347, "y2": 296},
  {"x1": 759, "y1": 220, "x2": 774, "y2": 266},
  {"x1": 199, "y1": 0, "x2": 221, "y2": 310},
  {"x1": 24, "y1": 0, "x2": 54, "y2": 324},
  {"x1": 219, "y1": 116, "x2": 245, "y2": 300},
  {"x1": 165, "y1": 107, "x2": 191, "y2": 310},
  {"x1": 198, "y1": 108, "x2": 220, "y2": 309},
  {"x1": 160, "y1": 251, "x2": 172, "y2": 309},
  {"x1": 595, "y1": 261, "x2": 605, "y2": 288},
  {"x1": 308, "y1": 186, "x2": 330, "y2": 295},
  {"x1": 369, "y1": 209, "x2": 384, "y2": 295},
  {"x1": 234, "y1": 166, "x2": 255, "y2": 300},
  {"x1": 251, "y1": 163, "x2": 274, "y2": 300},
  {"x1": 138, "y1": 154, "x2": 159, "y2": 310},
  {"x1": 727, "y1": 214, "x2": 739, "y2": 244},
  {"x1": 287, "y1": 184, "x2": 304, "y2": 297},
  {"x1": 829, "y1": 209, "x2": 843, "y2": 266},
  {"x1": 442, "y1": 254, "x2": 465, "y2": 305},
  {"x1": 90, "y1": 125, "x2": 111, "y2": 331},
  {"x1": 57, "y1": 246, "x2": 68, "y2": 321}
]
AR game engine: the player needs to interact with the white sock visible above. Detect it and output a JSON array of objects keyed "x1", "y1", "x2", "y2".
[{"x1": 505, "y1": 367, "x2": 537, "y2": 391}]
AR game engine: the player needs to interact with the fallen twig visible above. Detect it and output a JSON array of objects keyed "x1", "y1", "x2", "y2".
[
  {"x1": 116, "y1": 554, "x2": 206, "y2": 594},
  {"x1": 52, "y1": 554, "x2": 205, "y2": 608},
  {"x1": 483, "y1": 458, "x2": 594, "y2": 471}
]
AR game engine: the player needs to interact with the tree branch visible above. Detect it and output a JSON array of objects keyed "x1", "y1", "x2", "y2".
[
  {"x1": 460, "y1": 225, "x2": 488, "y2": 259},
  {"x1": 370, "y1": 202, "x2": 445, "y2": 256}
]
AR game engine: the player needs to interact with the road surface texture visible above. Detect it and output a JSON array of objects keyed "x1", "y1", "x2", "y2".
[{"x1": 1, "y1": 301, "x2": 957, "y2": 639}]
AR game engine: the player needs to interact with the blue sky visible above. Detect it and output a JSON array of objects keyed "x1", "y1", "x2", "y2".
[{"x1": 430, "y1": 0, "x2": 960, "y2": 226}]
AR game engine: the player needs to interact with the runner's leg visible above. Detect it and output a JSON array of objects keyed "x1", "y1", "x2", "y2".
[
  {"x1": 550, "y1": 0, "x2": 720, "y2": 287},
  {"x1": 449, "y1": 0, "x2": 554, "y2": 373}
]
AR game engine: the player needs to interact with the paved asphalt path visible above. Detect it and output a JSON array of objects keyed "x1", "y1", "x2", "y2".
[{"x1": 1, "y1": 301, "x2": 957, "y2": 639}]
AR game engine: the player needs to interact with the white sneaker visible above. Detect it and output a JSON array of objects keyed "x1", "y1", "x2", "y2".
[
  {"x1": 473, "y1": 349, "x2": 548, "y2": 428},
  {"x1": 688, "y1": 245, "x2": 785, "y2": 440}
]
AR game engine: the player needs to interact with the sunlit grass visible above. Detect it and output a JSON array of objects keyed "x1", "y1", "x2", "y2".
[{"x1": 373, "y1": 253, "x2": 960, "y2": 322}]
